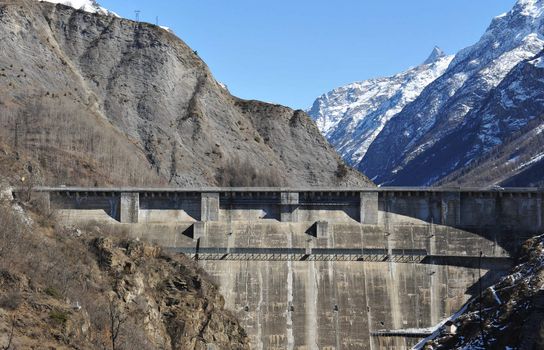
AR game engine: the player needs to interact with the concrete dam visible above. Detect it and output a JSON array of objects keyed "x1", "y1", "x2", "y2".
[{"x1": 25, "y1": 187, "x2": 544, "y2": 349}]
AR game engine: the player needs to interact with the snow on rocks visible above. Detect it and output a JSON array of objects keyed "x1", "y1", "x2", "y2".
[
  {"x1": 420, "y1": 235, "x2": 544, "y2": 349},
  {"x1": 38, "y1": 0, "x2": 118, "y2": 17},
  {"x1": 307, "y1": 48, "x2": 452, "y2": 166}
]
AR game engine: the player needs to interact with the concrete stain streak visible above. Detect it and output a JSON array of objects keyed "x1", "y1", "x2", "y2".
[
  {"x1": 327, "y1": 231, "x2": 341, "y2": 350},
  {"x1": 256, "y1": 266, "x2": 264, "y2": 350},
  {"x1": 429, "y1": 232, "x2": 439, "y2": 326},
  {"x1": 306, "y1": 261, "x2": 319, "y2": 350},
  {"x1": 286, "y1": 228, "x2": 295, "y2": 350},
  {"x1": 332, "y1": 260, "x2": 341, "y2": 350},
  {"x1": 387, "y1": 261, "x2": 402, "y2": 330},
  {"x1": 360, "y1": 225, "x2": 375, "y2": 350}
]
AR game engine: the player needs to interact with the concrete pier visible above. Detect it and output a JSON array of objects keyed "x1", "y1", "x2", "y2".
[
  {"x1": 120, "y1": 192, "x2": 139, "y2": 223},
  {"x1": 360, "y1": 191, "x2": 378, "y2": 224},
  {"x1": 201, "y1": 192, "x2": 219, "y2": 221},
  {"x1": 281, "y1": 191, "x2": 299, "y2": 222}
]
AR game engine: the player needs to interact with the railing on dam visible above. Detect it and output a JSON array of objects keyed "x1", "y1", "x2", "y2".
[
  {"x1": 165, "y1": 247, "x2": 515, "y2": 268},
  {"x1": 167, "y1": 246, "x2": 427, "y2": 263}
]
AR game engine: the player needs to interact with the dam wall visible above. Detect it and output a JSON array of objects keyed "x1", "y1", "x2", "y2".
[{"x1": 23, "y1": 187, "x2": 543, "y2": 349}]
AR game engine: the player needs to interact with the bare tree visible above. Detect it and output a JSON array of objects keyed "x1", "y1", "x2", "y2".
[
  {"x1": 108, "y1": 299, "x2": 126, "y2": 350},
  {"x1": 166, "y1": 318, "x2": 186, "y2": 350},
  {"x1": 1, "y1": 317, "x2": 15, "y2": 350}
]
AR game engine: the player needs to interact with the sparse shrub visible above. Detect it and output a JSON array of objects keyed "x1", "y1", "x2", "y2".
[
  {"x1": 44, "y1": 286, "x2": 62, "y2": 300},
  {"x1": 49, "y1": 309, "x2": 69, "y2": 324},
  {"x1": 335, "y1": 162, "x2": 349, "y2": 179}
]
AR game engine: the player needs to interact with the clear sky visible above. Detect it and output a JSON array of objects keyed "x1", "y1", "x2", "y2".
[{"x1": 99, "y1": 0, "x2": 516, "y2": 110}]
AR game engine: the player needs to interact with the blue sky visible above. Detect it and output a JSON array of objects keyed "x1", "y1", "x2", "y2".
[{"x1": 100, "y1": 0, "x2": 516, "y2": 110}]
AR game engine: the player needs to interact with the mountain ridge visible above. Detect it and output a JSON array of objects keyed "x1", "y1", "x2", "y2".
[{"x1": 308, "y1": 47, "x2": 453, "y2": 166}]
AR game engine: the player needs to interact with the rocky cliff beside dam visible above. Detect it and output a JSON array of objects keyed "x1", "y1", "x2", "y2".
[{"x1": 0, "y1": 189, "x2": 249, "y2": 349}]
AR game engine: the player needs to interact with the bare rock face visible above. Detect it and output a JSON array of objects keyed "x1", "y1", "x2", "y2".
[
  {"x1": 0, "y1": 0, "x2": 371, "y2": 187},
  {"x1": 91, "y1": 238, "x2": 249, "y2": 350}
]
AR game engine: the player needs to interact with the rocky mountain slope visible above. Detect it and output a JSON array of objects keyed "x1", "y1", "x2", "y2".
[
  {"x1": 308, "y1": 47, "x2": 452, "y2": 166},
  {"x1": 433, "y1": 49, "x2": 544, "y2": 188},
  {"x1": 310, "y1": 0, "x2": 544, "y2": 187},
  {"x1": 420, "y1": 234, "x2": 544, "y2": 349},
  {"x1": 437, "y1": 114, "x2": 544, "y2": 188},
  {"x1": 0, "y1": 0, "x2": 370, "y2": 187}
]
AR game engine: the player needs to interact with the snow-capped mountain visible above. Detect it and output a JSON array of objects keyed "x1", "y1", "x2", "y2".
[
  {"x1": 358, "y1": 0, "x2": 544, "y2": 185},
  {"x1": 38, "y1": 0, "x2": 117, "y2": 16},
  {"x1": 308, "y1": 47, "x2": 452, "y2": 166},
  {"x1": 310, "y1": 0, "x2": 544, "y2": 186},
  {"x1": 398, "y1": 48, "x2": 544, "y2": 187}
]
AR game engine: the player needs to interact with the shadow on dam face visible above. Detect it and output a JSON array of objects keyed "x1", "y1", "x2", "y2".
[
  {"x1": 421, "y1": 255, "x2": 514, "y2": 270},
  {"x1": 379, "y1": 189, "x2": 542, "y2": 257}
]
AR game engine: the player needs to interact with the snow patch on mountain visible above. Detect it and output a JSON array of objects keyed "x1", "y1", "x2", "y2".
[
  {"x1": 38, "y1": 0, "x2": 117, "y2": 16},
  {"x1": 308, "y1": 48, "x2": 452, "y2": 166}
]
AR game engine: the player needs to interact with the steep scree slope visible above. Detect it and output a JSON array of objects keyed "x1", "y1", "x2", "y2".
[{"x1": 0, "y1": 0, "x2": 370, "y2": 187}]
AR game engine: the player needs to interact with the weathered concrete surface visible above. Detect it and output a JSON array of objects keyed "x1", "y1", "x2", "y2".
[
  {"x1": 200, "y1": 260, "x2": 501, "y2": 350},
  {"x1": 120, "y1": 192, "x2": 139, "y2": 223},
  {"x1": 69, "y1": 219, "x2": 513, "y2": 350},
  {"x1": 28, "y1": 187, "x2": 543, "y2": 349}
]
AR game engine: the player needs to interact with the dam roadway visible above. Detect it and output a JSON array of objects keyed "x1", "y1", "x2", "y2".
[{"x1": 23, "y1": 186, "x2": 543, "y2": 349}]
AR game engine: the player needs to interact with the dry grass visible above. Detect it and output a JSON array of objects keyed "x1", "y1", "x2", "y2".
[
  {"x1": 0, "y1": 98, "x2": 165, "y2": 187},
  {"x1": 215, "y1": 156, "x2": 284, "y2": 187}
]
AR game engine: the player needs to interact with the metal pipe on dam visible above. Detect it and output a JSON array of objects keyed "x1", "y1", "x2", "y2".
[{"x1": 21, "y1": 187, "x2": 544, "y2": 349}]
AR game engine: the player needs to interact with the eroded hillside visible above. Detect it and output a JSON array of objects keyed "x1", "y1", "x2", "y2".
[{"x1": 0, "y1": 0, "x2": 370, "y2": 187}]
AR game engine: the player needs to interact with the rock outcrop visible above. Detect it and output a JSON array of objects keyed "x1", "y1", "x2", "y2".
[{"x1": 0, "y1": 205, "x2": 249, "y2": 349}]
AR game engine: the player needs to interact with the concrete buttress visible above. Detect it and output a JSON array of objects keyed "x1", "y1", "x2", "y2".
[
  {"x1": 120, "y1": 192, "x2": 139, "y2": 223},
  {"x1": 201, "y1": 193, "x2": 220, "y2": 221}
]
